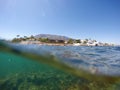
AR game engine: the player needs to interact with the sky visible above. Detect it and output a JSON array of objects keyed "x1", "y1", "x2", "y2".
[{"x1": 0, "y1": 0, "x2": 120, "y2": 44}]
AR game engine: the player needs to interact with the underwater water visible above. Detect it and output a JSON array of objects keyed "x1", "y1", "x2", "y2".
[{"x1": 0, "y1": 41, "x2": 120, "y2": 90}]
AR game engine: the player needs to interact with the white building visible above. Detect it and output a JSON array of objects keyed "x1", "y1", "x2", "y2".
[{"x1": 73, "y1": 43, "x2": 81, "y2": 46}]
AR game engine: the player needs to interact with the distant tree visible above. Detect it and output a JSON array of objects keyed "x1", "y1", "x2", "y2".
[
  {"x1": 24, "y1": 36, "x2": 27, "y2": 39},
  {"x1": 30, "y1": 35, "x2": 34, "y2": 40},
  {"x1": 79, "y1": 39, "x2": 81, "y2": 43},
  {"x1": 83, "y1": 39, "x2": 89, "y2": 44},
  {"x1": 93, "y1": 40, "x2": 97, "y2": 42},
  {"x1": 83, "y1": 40, "x2": 87, "y2": 44},
  {"x1": 16, "y1": 35, "x2": 20, "y2": 38},
  {"x1": 68, "y1": 39, "x2": 74, "y2": 44},
  {"x1": 39, "y1": 38, "x2": 49, "y2": 42},
  {"x1": 12, "y1": 38, "x2": 21, "y2": 43},
  {"x1": 19, "y1": 37, "x2": 23, "y2": 41},
  {"x1": 75, "y1": 39, "x2": 81, "y2": 43},
  {"x1": 38, "y1": 38, "x2": 42, "y2": 41},
  {"x1": 22, "y1": 36, "x2": 27, "y2": 41},
  {"x1": 46, "y1": 38, "x2": 49, "y2": 42}
]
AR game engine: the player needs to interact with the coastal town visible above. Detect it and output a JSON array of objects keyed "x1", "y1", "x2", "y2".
[{"x1": 11, "y1": 34, "x2": 114, "y2": 46}]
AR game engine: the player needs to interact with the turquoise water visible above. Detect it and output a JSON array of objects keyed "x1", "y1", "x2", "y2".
[
  {"x1": 0, "y1": 51, "x2": 82, "y2": 90},
  {"x1": 0, "y1": 41, "x2": 120, "y2": 90}
]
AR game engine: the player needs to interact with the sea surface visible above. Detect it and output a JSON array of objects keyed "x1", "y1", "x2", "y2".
[{"x1": 0, "y1": 41, "x2": 120, "y2": 90}]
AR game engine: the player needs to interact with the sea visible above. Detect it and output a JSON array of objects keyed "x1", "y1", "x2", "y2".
[{"x1": 0, "y1": 40, "x2": 120, "y2": 90}]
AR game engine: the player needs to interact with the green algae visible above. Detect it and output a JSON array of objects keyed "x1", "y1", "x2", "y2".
[{"x1": 0, "y1": 41, "x2": 120, "y2": 90}]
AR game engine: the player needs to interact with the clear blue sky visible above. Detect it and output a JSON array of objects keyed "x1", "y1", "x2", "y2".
[{"x1": 0, "y1": 0, "x2": 120, "y2": 44}]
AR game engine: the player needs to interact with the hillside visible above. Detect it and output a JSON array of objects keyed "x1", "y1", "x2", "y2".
[{"x1": 34, "y1": 34, "x2": 72, "y2": 40}]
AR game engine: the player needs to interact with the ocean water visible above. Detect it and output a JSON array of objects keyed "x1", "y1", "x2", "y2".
[{"x1": 0, "y1": 41, "x2": 120, "y2": 90}]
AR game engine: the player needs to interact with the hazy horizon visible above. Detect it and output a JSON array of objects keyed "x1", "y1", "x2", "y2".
[{"x1": 0, "y1": 0, "x2": 120, "y2": 44}]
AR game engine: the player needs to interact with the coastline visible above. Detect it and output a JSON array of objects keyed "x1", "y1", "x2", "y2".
[
  {"x1": 11, "y1": 34, "x2": 115, "y2": 46},
  {"x1": 19, "y1": 41, "x2": 114, "y2": 47}
]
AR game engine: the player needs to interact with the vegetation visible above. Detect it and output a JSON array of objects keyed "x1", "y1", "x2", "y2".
[
  {"x1": 0, "y1": 64, "x2": 119, "y2": 90},
  {"x1": 67, "y1": 39, "x2": 74, "y2": 44},
  {"x1": 11, "y1": 34, "x2": 112, "y2": 46},
  {"x1": 16, "y1": 35, "x2": 20, "y2": 38},
  {"x1": 12, "y1": 38, "x2": 21, "y2": 43},
  {"x1": 39, "y1": 38, "x2": 49, "y2": 43},
  {"x1": 83, "y1": 40, "x2": 87, "y2": 44},
  {"x1": 75, "y1": 39, "x2": 81, "y2": 43}
]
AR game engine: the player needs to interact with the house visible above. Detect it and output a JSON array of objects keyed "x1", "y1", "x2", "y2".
[
  {"x1": 87, "y1": 40, "x2": 99, "y2": 46},
  {"x1": 57, "y1": 40, "x2": 65, "y2": 43},
  {"x1": 48, "y1": 39, "x2": 56, "y2": 43},
  {"x1": 73, "y1": 43, "x2": 81, "y2": 46}
]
